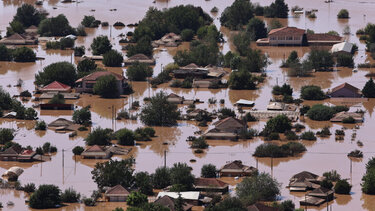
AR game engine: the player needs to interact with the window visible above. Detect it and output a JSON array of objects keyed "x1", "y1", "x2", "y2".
[
  {"x1": 278, "y1": 37, "x2": 284, "y2": 40},
  {"x1": 287, "y1": 36, "x2": 293, "y2": 40}
]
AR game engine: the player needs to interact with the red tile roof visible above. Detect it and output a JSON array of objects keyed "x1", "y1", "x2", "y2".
[
  {"x1": 40, "y1": 81, "x2": 71, "y2": 91},
  {"x1": 80, "y1": 71, "x2": 125, "y2": 81},
  {"x1": 268, "y1": 27, "x2": 305, "y2": 36},
  {"x1": 331, "y1": 83, "x2": 360, "y2": 94},
  {"x1": 194, "y1": 178, "x2": 228, "y2": 188},
  {"x1": 214, "y1": 117, "x2": 246, "y2": 128}
]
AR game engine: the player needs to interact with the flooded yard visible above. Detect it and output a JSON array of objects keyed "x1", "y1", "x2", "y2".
[{"x1": 1, "y1": 0, "x2": 375, "y2": 210}]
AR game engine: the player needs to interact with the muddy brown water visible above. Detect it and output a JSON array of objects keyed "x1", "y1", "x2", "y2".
[{"x1": 1, "y1": 0, "x2": 375, "y2": 210}]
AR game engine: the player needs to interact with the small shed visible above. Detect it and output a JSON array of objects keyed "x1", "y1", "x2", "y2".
[
  {"x1": 104, "y1": 185, "x2": 130, "y2": 202},
  {"x1": 331, "y1": 41, "x2": 353, "y2": 55},
  {"x1": 235, "y1": 99, "x2": 255, "y2": 107}
]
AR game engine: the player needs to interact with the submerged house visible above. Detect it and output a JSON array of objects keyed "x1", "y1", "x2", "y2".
[
  {"x1": 307, "y1": 187, "x2": 334, "y2": 201},
  {"x1": 193, "y1": 178, "x2": 229, "y2": 193},
  {"x1": 75, "y1": 71, "x2": 126, "y2": 94},
  {"x1": 330, "y1": 111, "x2": 364, "y2": 123},
  {"x1": 328, "y1": 83, "x2": 362, "y2": 98},
  {"x1": 219, "y1": 160, "x2": 257, "y2": 177},
  {"x1": 290, "y1": 171, "x2": 322, "y2": 184},
  {"x1": 0, "y1": 33, "x2": 38, "y2": 45},
  {"x1": 152, "y1": 33, "x2": 182, "y2": 47},
  {"x1": 104, "y1": 185, "x2": 130, "y2": 202},
  {"x1": 0, "y1": 145, "x2": 23, "y2": 161},
  {"x1": 154, "y1": 195, "x2": 193, "y2": 211},
  {"x1": 124, "y1": 53, "x2": 155, "y2": 65},
  {"x1": 204, "y1": 117, "x2": 247, "y2": 140},
  {"x1": 247, "y1": 203, "x2": 279, "y2": 211},
  {"x1": 167, "y1": 93, "x2": 185, "y2": 104},
  {"x1": 17, "y1": 150, "x2": 37, "y2": 162},
  {"x1": 288, "y1": 178, "x2": 320, "y2": 191},
  {"x1": 256, "y1": 26, "x2": 344, "y2": 46},
  {"x1": 173, "y1": 63, "x2": 209, "y2": 79},
  {"x1": 157, "y1": 192, "x2": 201, "y2": 206},
  {"x1": 39, "y1": 81, "x2": 71, "y2": 93},
  {"x1": 81, "y1": 145, "x2": 112, "y2": 159}
]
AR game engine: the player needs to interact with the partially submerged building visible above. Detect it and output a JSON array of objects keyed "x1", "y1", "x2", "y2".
[
  {"x1": 81, "y1": 145, "x2": 112, "y2": 159},
  {"x1": 0, "y1": 33, "x2": 38, "y2": 45},
  {"x1": 104, "y1": 185, "x2": 130, "y2": 202},
  {"x1": 288, "y1": 178, "x2": 320, "y2": 191},
  {"x1": 152, "y1": 33, "x2": 182, "y2": 48},
  {"x1": 204, "y1": 117, "x2": 247, "y2": 140},
  {"x1": 157, "y1": 192, "x2": 201, "y2": 206},
  {"x1": 39, "y1": 81, "x2": 72, "y2": 93},
  {"x1": 331, "y1": 41, "x2": 353, "y2": 55},
  {"x1": 219, "y1": 160, "x2": 257, "y2": 177},
  {"x1": 154, "y1": 195, "x2": 193, "y2": 211},
  {"x1": 328, "y1": 83, "x2": 362, "y2": 98},
  {"x1": 0, "y1": 145, "x2": 23, "y2": 161},
  {"x1": 173, "y1": 63, "x2": 209, "y2": 79},
  {"x1": 124, "y1": 54, "x2": 155, "y2": 65},
  {"x1": 75, "y1": 71, "x2": 127, "y2": 94},
  {"x1": 330, "y1": 111, "x2": 364, "y2": 123},
  {"x1": 193, "y1": 178, "x2": 229, "y2": 193}
]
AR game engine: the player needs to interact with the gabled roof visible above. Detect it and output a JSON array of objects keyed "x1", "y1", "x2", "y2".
[
  {"x1": 330, "y1": 111, "x2": 364, "y2": 122},
  {"x1": 48, "y1": 118, "x2": 74, "y2": 127},
  {"x1": 213, "y1": 117, "x2": 246, "y2": 128},
  {"x1": 220, "y1": 160, "x2": 249, "y2": 171},
  {"x1": 331, "y1": 41, "x2": 353, "y2": 53},
  {"x1": 85, "y1": 145, "x2": 105, "y2": 152},
  {"x1": 309, "y1": 187, "x2": 333, "y2": 195},
  {"x1": 27, "y1": 25, "x2": 38, "y2": 30},
  {"x1": 0, "y1": 145, "x2": 23, "y2": 155},
  {"x1": 182, "y1": 63, "x2": 200, "y2": 70},
  {"x1": 331, "y1": 83, "x2": 360, "y2": 94},
  {"x1": 78, "y1": 71, "x2": 125, "y2": 82},
  {"x1": 194, "y1": 178, "x2": 228, "y2": 188},
  {"x1": 127, "y1": 53, "x2": 151, "y2": 60},
  {"x1": 5, "y1": 33, "x2": 26, "y2": 41},
  {"x1": 105, "y1": 185, "x2": 129, "y2": 196},
  {"x1": 247, "y1": 203, "x2": 279, "y2": 211},
  {"x1": 154, "y1": 195, "x2": 193, "y2": 211},
  {"x1": 268, "y1": 27, "x2": 305, "y2": 36},
  {"x1": 167, "y1": 93, "x2": 183, "y2": 99},
  {"x1": 40, "y1": 81, "x2": 71, "y2": 91},
  {"x1": 291, "y1": 171, "x2": 319, "y2": 181}
]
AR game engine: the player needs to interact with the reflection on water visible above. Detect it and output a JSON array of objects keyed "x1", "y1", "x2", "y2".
[{"x1": 1, "y1": 0, "x2": 375, "y2": 210}]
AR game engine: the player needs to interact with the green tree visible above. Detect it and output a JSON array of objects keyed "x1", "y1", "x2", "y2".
[
  {"x1": 228, "y1": 70, "x2": 256, "y2": 90},
  {"x1": 362, "y1": 78, "x2": 375, "y2": 98},
  {"x1": 262, "y1": 115, "x2": 291, "y2": 136},
  {"x1": 93, "y1": 75, "x2": 119, "y2": 98},
  {"x1": 170, "y1": 162, "x2": 195, "y2": 191},
  {"x1": 306, "y1": 104, "x2": 335, "y2": 121},
  {"x1": 236, "y1": 172, "x2": 281, "y2": 205},
  {"x1": 61, "y1": 188, "x2": 81, "y2": 203},
  {"x1": 91, "y1": 36, "x2": 112, "y2": 55},
  {"x1": 25, "y1": 107, "x2": 37, "y2": 120},
  {"x1": 48, "y1": 93, "x2": 65, "y2": 104},
  {"x1": 13, "y1": 4, "x2": 45, "y2": 27},
  {"x1": 116, "y1": 128, "x2": 135, "y2": 146},
  {"x1": 72, "y1": 106, "x2": 91, "y2": 125},
  {"x1": 335, "y1": 179, "x2": 352, "y2": 194},
  {"x1": 0, "y1": 128, "x2": 15, "y2": 144},
  {"x1": 140, "y1": 91, "x2": 180, "y2": 126},
  {"x1": 29, "y1": 184, "x2": 61, "y2": 209},
  {"x1": 35, "y1": 62, "x2": 77, "y2": 86},
  {"x1": 207, "y1": 197, "x2": 246, "y2": 211},
  {"x1": 72, "y1": 146, "x2": 84, "y2": 155},
  {"x1": 81, "y1": 15, "x2": 96, "y2": 27},
  {"x1": 151, "y1": 167, "x2": 171, "y2": 189},
  {"x1": 337, "y1": 9, "x2": 349, "y2": 18},
  {"x1": 220, "y1": 0, "x2": 254, "y2": 29},
  {"x1": 127, "y1": 36, "x2": 153, "y2": 57},
  {"x1": 232, "y1": 32, "x2": 252, "y2": 56},
  {"x1": 126, "y1": 62, "x2": 153, "y2": 81},
  {"x1": 7, "y1": 20, "x2": 25, "y2": 36},
  {"x1": 77, "y1": 59, "x2": 97, "y2": 73},
  {"x1": 91, "y1": 158, "x2": 135, "y2": 189},
  {"x1": 127, "y1": 191, "x2": 148, "y2": 207},
  {"x1": 337, "y1": 54, "x2": 354, "y2": 67},
  {"x1": 181, "y1": 29, "x2": 194, "y2": 41},
  {"x1": 201, "y1": 164, "x2": 217, "y2": 178},
  {"x1": 266, "y1": 0, "x2": 289, "y2": 18},
  {"x1": 0, "y1": 88, "x2": 14, "y2": 110},
  {"x1": 38, "y1": 14, "x2": 74, "y2": 36},
  {"x1": 300, "y1": 85, "x2": 325, "y2": 100},
  {"x1": 85, "y1": 127, "x2": 112, "y2": 146},
  {"x1": 272, "y1": 83, "x2": 293, "y2": 95},
  {"x1": 0, "y1": 45, "x2": 13, "y2": 61},
  {"x1": 174, "y1": 194, "x2": 185, "y2": 211},
  {"x1": 135, "y1": 172, "x2": 154, "y2": 195},
  {"x1": 173, "y1": 39, "x2": 220, "y2": 66},
  {"x1": 246, "y1": 18, "x2": 267, "y2": 40},
  {"x1": 308, "y1": 49, "x2": 334, "y2": 71},
  {"x1": 103, "y1": 50, "x2": 123, "y2": 67},
  {"x1": 12, "y1": 47, "x2": 36, "y2": 62}
]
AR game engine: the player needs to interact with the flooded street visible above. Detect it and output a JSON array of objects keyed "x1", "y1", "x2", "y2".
[{"x1": 1, "y1": 0, "x2": 375, "y2": 210}]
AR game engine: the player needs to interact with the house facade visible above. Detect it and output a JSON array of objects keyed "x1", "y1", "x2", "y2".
[
  {"x1": 268, "y1": 27, "x2": 306, "y2": 46},
  {"x1": 104, "y1": 185, "x2": 130, "y2": 202},
  {"x1": 75, "y1": 71, "x2": 126, "y2": 94},
  {"x1": 219, "y1": 160, "x2": 257, "y2": 177},
  {"x1": 81, "y1": 145, "x2": 112, "y2": 159},
  {"x1": 329, "y1": 83, "x2": 362, "y2": 98}
]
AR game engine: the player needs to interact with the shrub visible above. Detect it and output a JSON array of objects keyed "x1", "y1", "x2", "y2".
[
  {"x1": 38, "y1": 14, "x2": 75, "y2": 36},
  {"x1": 335, "y1": 179, "x2": 352, "y2": 194},
  {"x1": 343, "y1": 116, "x2": 355, "y2": 123},
  {"x1": 272, "y1": 83, "x2": 293, "y2": 95},
  {"x1": 337, "y1": 9, "x2": 349, "y2": 18},
  {"x1": 49, "y1": 93, "x2": 65, "y2": 104},
  {"x1": 23, "y1": 183, "x2": 36, "y2": 193},
  {"x1": 348, "y1": 149, "x2": 363, "y2": 158},
  {"x1": 0, "y1": 128, "x2": 15, "y2": 144},
  {"x1": 113, "y1": 22, "x2": 125, "y2": 27},
  {"x1": 244, "y1": 113, "x2": 257, "y2": 122},
  {"x1": 72, "y1": 146, "x2": 84, "y2": 155},
  {"x1": 116, "y1": 128, "x2": 135, "y2": 146},
  {"x1": 285, "y1": 130, "x2": 299, "y2": 140},
  {"x1": 85, "y1": 127, "x2": 112, "y2": 145},
  {"x1": 29, "y1": 184, "x2": 61, "y2": 209},
  {"x1": 262, "y1": 115, "x2": 292, "y2": 136},
  {"x1": 101, "y1": 22, "x2": 109, "y2": 27},
  {"x1": 76, "y1": 25, "x2": 86, "y2": 36},
  {"x1": 190, "y1": 137, "x2": 208, "y2": 149},
  {"x1": 323, "y1": 170, "x2": 341, "y2": 182},
  {"x1": 74, "y1": 46, "x2": 85, "y2": 57},
  {"x1": 337, "y1": 54, "x2": 354, "y2": 67},
  {"x1": 35, "y1": 121, "x2": 47, "y2": 130},
  {"x1": 181, "y1": 29, "x2": 194, "y2": 41},
  {"x1": 83, "y1": 198, "x2": 96, "y2": 206},
  {"x1": 20, "y1": 90, "x2": 32, "y2": 97},
  {"x1": 306, "y1": 104, "x2": 334, "y2": 121},
  {"x1": 91, "y1": 35, "x2": 112, "y2": 55},
  {"x1": 81, "y1": 15, "x2": 96, "y2": 27},
  {"x1": 362, "y1": 78, "x2": 375, "y2": 98},
  {"x1": 300, "y1": 85, "x2": 325, "y2": 100},
  {"x1": 13, "y1": 47, "x2": 36, "y2": 62},
  {"x1": 93, "y1": 75, "x2": 119, "y2": 98},
  {"x1": 103, "y1": 50, "x2": 123, "y2": 67},
  {"x1": 300, "y1": 131, "x2": 317, "y2": 140},
  {"x1": 126, "y1": 191, "x2": 148, "y2": 207},
  {"x1": 320, "y1": 178, "x2": 333, "y2": 189},
  {"x1": 253, "y1": 142, "x2": 306, "y2": 157},
  {"x1": 316, "y1": 127, "x2": 331, "y2": 137},
  {"x1": 73, "y1": 106, "x2": 91, "y2": 125},
  {"x1": 61, "y1": 188, "x2": 80, "y2": 203},
  {"x1": 218, "y1": 108, "x2": 236, "y2": 119},
  {"x1": 335, "y1": 129, "x2": 345, "y2": 136},
  {"x1": 126, "y1": 62, "x2": 153, "y2": 81},
  {"x1": 35, "y1": 62, "x2": 77, "y2": 86},
  {"x1": 143, "y1": 127, "x2": 155, "y2": 137}
]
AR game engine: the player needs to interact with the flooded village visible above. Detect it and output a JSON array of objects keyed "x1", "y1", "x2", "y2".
[{"x1": 1, "y1": 0, "x2": 375, "y2": 210}]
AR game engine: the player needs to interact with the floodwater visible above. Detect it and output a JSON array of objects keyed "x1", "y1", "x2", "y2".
[{"x1": 1, "y1": 0, "x2": 375, "y2": 210}]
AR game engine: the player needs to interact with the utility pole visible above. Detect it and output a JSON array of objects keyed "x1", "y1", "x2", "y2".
[
  {"x1": 271, "y1": 156, "x2": 273, "y2": 178},
  {"x1": 256, "y1": 158, "x2": 258, "y2": 170},
  {"x1": 62, "y1": 149, "x2": 65, "y2": 168},
  {"x1": 164, "y1": 150, "x2": 167, "y2": 168},
  {"x1": 110, "y1": 25, "x2": 112, "y2": 38}
]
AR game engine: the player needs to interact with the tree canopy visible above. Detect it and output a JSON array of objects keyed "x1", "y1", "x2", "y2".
[
  {"x1": 72, "y1": 106, "x2": 91, "y2": 125},
  {"x1": 91, "y1": 36, "x2": 112, "y2": 55},
  {"x1": 38, "y1": 14, "x2": 75, "y2": 36},
  {"x1": 264, "y1": 0, "x2": 289, "y2": 18},
  {"x1": 262, "y1": 115, "x2": 292, "y2": 136},
  {"x1": 246, "y1": 18, "x2": 267, "y2": 41},
  {"x1": 103, "y1": 50, "x2": 123, "y2": 67},
  {"x1": 308, "y1": 49, "x2": 334, "y2": 71},
  {"x1": 220, "y1": 0, "x2": 254, "y2": 29},
  {"x1": 85, "y1": 127, "x2": 112, "y2": 146},
  {"x1": 13, "y1": 4, "x2": 45, "y2": 28},
  {"x1": 140, "y1": 91, "x2": 180, "y2": 126},
  {"x1": 201, "y1": 164, "x2": 217, "y2": 178},
  {"x1": 170, "y1": 162, "x2": 195, "y2": 192},
  {"x1": 126, "y1": 62, "x2": 153, "y2": 81},
  {"x1": 300, "y1": 85, "x2": 326, "y2": 100},
  {"x1": 12, "y1": 47, "x2": 36, "y2": 62},
  {"x1": 35, "y1": 62, "x2": 77, "y2": 86},
  {"x1": 362, "y1": 78, "x2": 375, "y2": 98},
  {"x1": 93, "y1": 75, "x2": 120, "y2": 98},
  {"x1": 228, "y1": 70, "x2": 256, "y2": 90},
  {"x1": 29, "y1": 184, "x2": 61, "y2": 209}
]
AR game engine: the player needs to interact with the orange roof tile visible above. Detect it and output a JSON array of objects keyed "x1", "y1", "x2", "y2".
[
  {"x1": 268, "y1": 27, "x2": 305, "y2": 36},
  {"x1": 40, "y1": 81, "x2": 71, "y2": 91}
]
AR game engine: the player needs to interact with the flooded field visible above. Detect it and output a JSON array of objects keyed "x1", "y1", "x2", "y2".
[{"x1": 1, "y1": 0, "x2": 375, "y2": 210}]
